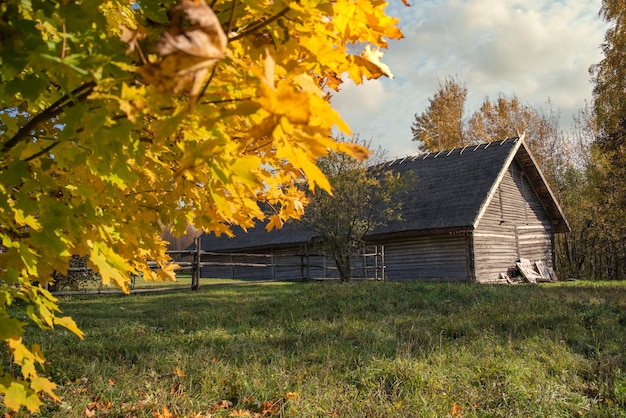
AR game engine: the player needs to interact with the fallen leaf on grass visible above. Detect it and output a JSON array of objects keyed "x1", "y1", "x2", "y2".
[
  {"x1": 451, "y1": 401, "x2": 463, "y2": 417},
  {"x1": 284, "y1": 391, "x2": 299, "y2": 400},
  {"x1": 259, "y1": 400, "x2": 279, "y2": 416},
  {"x1": 229, "y1": 409, "x2": 252, "y2": 417},
  {"x1": 209, "y1": 399, "x2": 233, "y2": 412},
  {"x1": 170, "y1": 383, "x2": 181, "y2": 395},
  {"x1": 153, "y1": 405, "x2": 176, "y2": 418},
  {"x1": 83, "y1": 396, "x2": 112, "y2": 417}
]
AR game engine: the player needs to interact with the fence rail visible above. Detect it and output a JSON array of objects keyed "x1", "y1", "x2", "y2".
[
  {"x1": 159, "y1": 239, "x2": 386, "y2": 290},
  {"x1": 57, "y1": 239, "x2": 386, "y2": 291}
]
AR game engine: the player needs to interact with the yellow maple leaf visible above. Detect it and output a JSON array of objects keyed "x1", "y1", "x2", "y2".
[
  {"x1": 0, "y1": 380, "x2": 43, "y2": 413},
  {"x1": 54, "y1": 316, "x2": 85, "y2": 339},
  {"x1": 257, "y1": 82, "x2": 310, "y2": 125},
  {"x1": 361, "y1": 45, "x2": 394, "y2": 79},
  {"x1": 88, "y1": 241, "x2": 134, "y2": 292},
  {"x1": 30, "y1": 375, "x2": 58, "y2": 401}
]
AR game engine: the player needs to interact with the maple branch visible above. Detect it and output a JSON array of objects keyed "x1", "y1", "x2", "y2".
[
  {"x1": 226, "y1": 0, "x2": 238, "y2": 36},
  {"x1": 243, "y1": 139, "x2": 274, "y2": 154},
  {"x1": 196, "y1": 0, "x2": 239, "y2": 103},
  {"x1": 23, "y1": 141, "x2": 61, "y2": 163},
  {"x1": 2, "y1": 82, "x2": 96, "y2": 154},
  {"x1": 198, "y1": 64, "x2": 220, "y2": 102},
  {"x1": 229, "y1": 6, "x2": 290, "y2": 42},
  {"x1": 200, "y1": 97, "x2": 252, "y2": 105}
]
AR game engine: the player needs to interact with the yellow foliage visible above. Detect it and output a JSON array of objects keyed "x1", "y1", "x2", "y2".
[{"x1": 0, "y1": 0, "x2": 403, "y2": 411}]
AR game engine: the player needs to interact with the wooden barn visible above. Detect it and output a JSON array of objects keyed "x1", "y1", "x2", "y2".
[{"x1": 198, "y1": 137, "x2": 569, "y2": 283}]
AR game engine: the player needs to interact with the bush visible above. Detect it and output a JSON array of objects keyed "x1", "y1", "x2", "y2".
[{"x1": 49, "y1": 256, "x2": 101, "y2": 291}]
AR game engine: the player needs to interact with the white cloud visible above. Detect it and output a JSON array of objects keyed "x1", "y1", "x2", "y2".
[
  {"x1": 332, "y1": 78, "x2": 385, "y2": 116},
  {"x1": 331, "y1": 0, "x2": 608, "y2": 159}
]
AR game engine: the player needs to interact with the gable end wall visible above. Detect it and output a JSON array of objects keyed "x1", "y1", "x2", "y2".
[{"x1": 473, "y1": 160, "x2": 554, "y2": 283}]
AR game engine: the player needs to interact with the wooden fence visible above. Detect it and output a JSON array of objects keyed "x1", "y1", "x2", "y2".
[
  {"x1": 56, "y1": 240, "x2": 385, "y2": 291},
  {"x1": 160, "y1": 239, "x2": 386, "y2": 290}
]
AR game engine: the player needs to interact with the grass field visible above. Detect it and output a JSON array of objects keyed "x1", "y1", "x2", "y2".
[
  {"x1": 57, "y1": 275, "x2": 261, "y2": 293},
  {"x1": 9, "y1": 280, "x2": 626, "y2": 417}
]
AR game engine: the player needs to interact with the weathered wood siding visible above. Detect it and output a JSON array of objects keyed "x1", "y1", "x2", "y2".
[
  {"x1": 473, "y1": 160, "x2": 554, "y2": 283},
  {"x1": 200, "y1": 248, "x2": 306, "y2": 280},
  {"x1": 376, "y1": 234, "x2": 470, "y2": 281}
]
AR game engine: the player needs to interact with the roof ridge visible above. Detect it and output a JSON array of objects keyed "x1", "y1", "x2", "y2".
[{"x1": 385, "y1": 137, "x2": 520, "y2": 165}]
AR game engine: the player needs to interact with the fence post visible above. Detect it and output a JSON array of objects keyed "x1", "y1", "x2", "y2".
[
  {"x1": 374, "y1": 245, "x2": 378, "y2": 281},
  {"x1": 380, "y1": 245, "x2": 385, "y2": 281},
  {"x1": 362, "y1": 244, "x2": 367, "y2": 279},
  {"x1": 192, "y1": 237, "x2": 201, "y2": 291}
]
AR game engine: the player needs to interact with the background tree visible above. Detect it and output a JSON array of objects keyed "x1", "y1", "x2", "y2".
[
  {"x1": 551, "y1": 105, "x2": 598, "y2": 280},
  {"x1": 411, "y1": 76, "x2": 470, "y2": 151},
  {"x1": 467, "y1": 94, "x2": 564, "y2": 178},
  {"x1": 301, "y1": 137, "x2": 408, "y2": 282},
  {"x1": 585, "y1": 0, "x2": 626, "y2": 280},
  {"x1": 467, "y1": 94, "x2": 532, "y2": 141},
  {"x1": 0, "y1": 0, "x2": 403, "y2": 411}
]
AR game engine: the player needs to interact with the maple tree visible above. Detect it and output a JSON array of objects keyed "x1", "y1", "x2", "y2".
[{"x1": 0, "y1": 0, "x2": 403, "y2": 412}]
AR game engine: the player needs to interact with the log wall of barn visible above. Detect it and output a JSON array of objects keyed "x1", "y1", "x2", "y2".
[
  {"x1": 473, "y1": 160, "x2": 554, "y2": 283},
  {"x1": 200, "y1": 248, "x2": 308, "y2": 281},
  {"x1": 377, "y1": 234, "x2": 470, "y2": 281},
  {"x1": 199, "y1": 246, "x2": 386, "y2": 281}
]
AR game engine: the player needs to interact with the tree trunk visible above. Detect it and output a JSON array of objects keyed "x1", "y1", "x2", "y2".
[{"x1": 334, "y1": 249, "x2": 352, "y2": 282}]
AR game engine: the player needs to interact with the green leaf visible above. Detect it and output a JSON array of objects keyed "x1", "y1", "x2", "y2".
[
  {"x1": 0, "y1": 311, "x2": 26, "y2": 341},
  {"x1": 137, "y1": 1, "x2": 169, "y2": 23}
]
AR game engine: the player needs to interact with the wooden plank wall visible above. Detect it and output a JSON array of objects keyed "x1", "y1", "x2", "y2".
[
  {"x1": 199, "y1": 248, "x2": 309, "y2": 281},
  {"x1": 200, "y1": 248, "x2": 384, "y2": 281},
  {"x1": 474, "y1": 160, "x2": 554, "y2": 283},
  {"x1": 378, "y1": 235, "x2": 469, "y2": 281}
]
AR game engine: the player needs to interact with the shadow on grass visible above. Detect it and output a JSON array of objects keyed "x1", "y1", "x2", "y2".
[
  {"x1": 26, "y1": 280, "x2": 626, "y2": 417},
  {"x1": 51, "y1": 281, "x2": 626, "y2": 363}
]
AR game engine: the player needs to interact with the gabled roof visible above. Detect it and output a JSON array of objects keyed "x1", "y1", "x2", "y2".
[
  {"x1": 371, "y1": 137, "x2": 569, "y2": 236},
  {"x1": 372, "y1": 138, "x2": 517, "y2": 235},
  {"x1": 200, "y1": 220, "x2": 315, "y2": 252},
  {"x1": 199, "y1": 137, "x2": 569, "y2": 251}
]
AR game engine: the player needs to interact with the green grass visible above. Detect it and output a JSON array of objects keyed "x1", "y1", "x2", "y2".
[
  {"x1": 59, "y1": 275, "x2": 261, "y2": 292},
  {"x1": 8, "y1": 281, "x2": 626, "y2": 417}
]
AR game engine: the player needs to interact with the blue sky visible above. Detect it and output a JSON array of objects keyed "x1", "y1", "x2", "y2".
[{"x1": 331, "y1": 0, "x2": 608, "y2": 159}]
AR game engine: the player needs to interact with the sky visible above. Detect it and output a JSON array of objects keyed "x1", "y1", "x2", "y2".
[{"x1": 330, "y1": 0, "x2": 609, "y2": 159}]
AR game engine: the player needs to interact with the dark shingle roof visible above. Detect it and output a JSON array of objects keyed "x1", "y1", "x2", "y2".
[
  {"x1": 199, "y1": 138, "x2": 568, "y2": 251},
  {"x1": 373, "y1": 139, "x2": 518, "y2": 235},
  {"x1": 199, "y1": 220, "x2": 316, "y2": 252}
]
